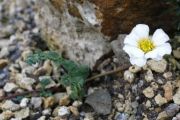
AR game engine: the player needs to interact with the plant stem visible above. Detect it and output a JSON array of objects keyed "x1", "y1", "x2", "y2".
[{"x1": 86, "y1": 65, "x2": 129, "y2": 82}]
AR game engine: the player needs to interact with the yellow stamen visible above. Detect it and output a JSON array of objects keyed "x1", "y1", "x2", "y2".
[{"x1": 138, "y1": 38, "x2": 155, "y2": 53}]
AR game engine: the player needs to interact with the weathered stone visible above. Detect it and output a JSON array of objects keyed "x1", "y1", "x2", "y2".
[
  {"x1": 123, "y1": 70, "x2": 134, "y2": 83},
  {"x1": 147, "y1": 59, "x2": 167, "y2": 73},
  {"x1": 173, "y1": 88, "x2": 180, "y2": 105},
  {"x1": 85, "y1": 89, "x2": 112, "y2": 115},
  {"x1": 0, "y1": 100, "x2": 20, "y2": 111},
  {"x1": 163, "y1": 82, "x2": 173, "y2": 101},
  {"x1": 155, "y1": 94, "x2": 167, "y2": 106},
  {"x1": 3, "y1": 82, "x2": 18, "y2": 92},
  {"x1": 0, "y1": 110, "x2": 14, "y2": 120},
  {"x1": 14, "y1": 107, "x2": 30, "y2": 119},
  {"x1": 143, "y1": 87, "x2": 154, "y2": 98},
  {"x1": 111, "y1": 34, "x2": 130, "y2": 66}
]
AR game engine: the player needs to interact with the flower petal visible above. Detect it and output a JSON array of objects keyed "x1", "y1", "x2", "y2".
[
  {"x1": 123, "y1": 45, "x2": 144, "y2": 58},
  {"x1": 124, "y1": 24, "x2": 149, "y2": 47},
  {"x1": 152, "y1": 29, "x2": 170, "y2": 46},
  {"x1": 130, "y1": 57, "x2": 147, "y2": 67},
  {"x1": 145, "y1": 43, "x2": 172, "y2": 60},
  {"x1": 124, "y1": 32, "x2": 140, "y2": 46},
  {"x1": 131, "y1": 24, "x2": 149, "y2": 38}
]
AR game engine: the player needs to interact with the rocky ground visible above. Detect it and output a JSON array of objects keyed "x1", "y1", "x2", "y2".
[{"x1": 0, "y1": 0, "x2": 180, "y2": 120}]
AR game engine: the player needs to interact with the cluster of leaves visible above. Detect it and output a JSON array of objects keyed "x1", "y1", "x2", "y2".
[
  {"x1": 26, "y1": 51, "x2": 89, "y2": 100},
  {"x1": 39, "y1": 78, "x2": 53, "y2": 97}
]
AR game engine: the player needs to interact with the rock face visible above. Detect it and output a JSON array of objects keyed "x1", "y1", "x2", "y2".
[{"x1": 35, "y1": 0, "x2": 176, "y2": 68}]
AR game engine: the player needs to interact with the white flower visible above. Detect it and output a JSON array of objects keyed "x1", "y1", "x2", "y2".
[{"x1": 123, "y1": 24, "x2": 172, "y2": 67}]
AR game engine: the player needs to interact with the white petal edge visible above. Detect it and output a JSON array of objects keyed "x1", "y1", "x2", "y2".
[
  {"x1": 123, "y1": 45, "x2": 145, "y2": 58},
  {"x1": 145, "y1": 43, "x2": 172, "y2": 60},
  {"x1": 131, "y1": 24, "x2": 149, "y2": 39},
  {"x1": 152, "y1": 29, "x2": 170, "y2": 46},
  {"x1": 124, "y1": 32, "x2": 141, "y2": 47},
  {"x1": 130, "y1": 57, "x2": 147, "y2": 67}
]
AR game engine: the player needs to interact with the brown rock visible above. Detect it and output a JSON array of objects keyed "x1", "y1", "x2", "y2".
[
  {"x1": 163, "y1": 82, "x2": 173, "y2": 101},
  {"x1": 69, "y1": 106, "x2": 79, "y2": 116},
  {"x1": 43, "y1": 97, "x2": 55, "y2": 108},
  {"x1": 59, "y1": 95, "x2": 70, "y2": 106},
  {"x1": 0, "y1": 59, "x2": 8, "y2": 69}
]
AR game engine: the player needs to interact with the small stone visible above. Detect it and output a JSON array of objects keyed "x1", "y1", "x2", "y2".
[
  {"x1": 0, "y1": 110, "x2": 14, "y2": 120},
  {"x1": 3, "y1": 82, "x2": 18, "y2": 92},
  {"x1": 21, "y1": 50, "x2": 32, "y2": 61},
  {"x1": 163, "y1": 82, "x2": 173, "y2": 101},
  {"x1": 20, "y1": 98, "x2": 29, "y2": 108},
  {"x1": 31, "y1": 97, "x2": 42, "y2": 109},
  {"x1": 143, "y1": 87, "x2": 154, "y2": 98},
  {"x1": 58, "y1": 106, "x2": 70, "y2": 117},
  {"x1": 144, "y1": 69, "x2": 154, "y2": 82},
  {"x1": 165, "y1": 104, "x2": 180, "y2": 117},
  {"x1": 150, "y1": 82, "x2": 159, "y2": 90},
  {"x1": 124, "y1": 70, "x2": 135, "y2": 83},
  {"x1": 147, "y1": 59, "x2": 167, "y2": 73},
  {"x1": 1, "y1": 100, "x2": 20, "y2": 111},
  {"x1": 42, "y1": 109, "x2": 52, "y2": 115},
  {"x1": 69, "y1": 106, "x2": 79, "y2": 116},
  {"x1": 0, "y1": 59, "x2": 9, "y2": 69},
  {"x1": 157, "y1": 111, "x2": 169, "y2": 120},
  {"x1": 173, "y1": 88, "x2": 180, "y2": 105},
  {"x1": 155, "y1": 94, "x2": 167, "y2": 106},
  {"x1": 0, "y1": 48, "x2": 9, "y2": 58},
  {"x1": 14, "y1": 107, "x2": 30, "y2": 119},
  {"x1": 0, "y1": 89, "x2": 5, "y2": 97},
  {"x1": 59, "y1": 95, "x2": 70, "y2": 106},
  {"x1": 173, "y1": 48, "x2": 180, "y2": 59},
  {"x1": 85, "y1": 89, "x2": 112, "y2": 115},
  {"x1": 145, "y1": 100, "x2": 151, "y2": 108},
  {"x1": 52, "y1": 107, "x2": 61, "y2": 117},
  {"x1": 16, "y1": 77, "x2": 35, "y2": 91},
  {"x1": 72, "y1": 101, "x2": 82, "y2": 108},
  {"x1": 53, "y1": 92, "x2": 67, "y2": 103},
  {"x1": 129, "y1": 65, "x2": 141, "y2": 73},
  {"x1": 37, "y1": 116, "x2": 46, "y2": 120},
  {"x1": 114, "y1": 101, "x2": 124, "y2": 112},
  {"x1": 43, "y1": 96, "x2": 55, "y2": 108},
  {"x1": 84, "y1": 113, "x2": 94, "y2": 120},
  {"x1": 163, "y1": 72, "x2": 172, "y2": 79},
  {"x1": 114, "y1": 112, "x2": 129, "y2": 120}
]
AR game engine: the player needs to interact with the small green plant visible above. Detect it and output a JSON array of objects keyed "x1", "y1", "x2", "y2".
[
  {"x1": 26, "y1": 51, "x2": 89, "y2": 100},
  {"x1": 39, "y1": 78, "x2": 53, "y2": 97}
]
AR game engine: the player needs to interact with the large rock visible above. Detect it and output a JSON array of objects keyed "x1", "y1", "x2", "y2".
[{"x1": 34, "y1": 0, "x2": 176, "y2": 68}]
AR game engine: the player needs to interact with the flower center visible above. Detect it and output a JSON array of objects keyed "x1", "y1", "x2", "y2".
[{"x1": 138, "y1": 38, "x2": 155, "y2": 53}]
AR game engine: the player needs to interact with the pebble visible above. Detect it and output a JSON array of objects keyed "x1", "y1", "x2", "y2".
[
  {"x1": 16, "y1": 77, "x2": 35, "y2": 91},
  {"x1": 163, "y1": 72, "x2": 172, "y2": 79},
  {"x1": 173, "y1": 48, "x2": 180, "y2": 59},
  {"x1": 3, "y1": 82, "x2": 18, "y2": 92},
  {"x1": 154, "y1": 94, "x2": 167, "y2": 106},
  {"x1": 0, "y1": 110, "x2": 14, "y2": 120},
  {"x1": 31, "y1": 97, "x2": 42, "y2": 109},
  {"x1": 58, "y1": 106, "x2": 70, "y2": 117},
  {"x1": 145, "y1": 100, "x2": 151, "y2": 108},
  {"x1": 0, "y1": 100, "x2": 20, "y2": 111},
  {"x1": 129, "y1": 65, "x2": 141, "y2": 73},
  {"x1": 124, "y1": 70, "x2": 135, "y2": 83},
  {"x1": 37, "y1": 116, "x2": 46, "y2": 120},
  {"x1": 53, "y1": 92, "x2": 67, "y2": 103},
  {"x1": 0, "y1": 48, "x2": 9, "y2": 58},
  {"x1": 84, "y1": 113, "x2": 94, "y2": 120},
  {"x1": 0, "y1": 59, "x2": 9, "y2": 69},
  {"x1": 69, "y1": 106, "x2": 79, "y2": 116},
  {"x1": 0, "y1": 89, "x2": 5, "y2": 97},
  {"x1": 42, "y1": 108, "x2": 52, "y2": 115},
  {"x1": 173, "y1": 88, "x2": 180, "y2": 105},
  {"x1": 59, "y1": 95, "x2": 70, "y2": 106},
  {"x1": 72, "y1": 101, "x2": 82, "y2": 108},
  {"x1": 157, "y1": 111, "x2": 168, "y2": 120},
  {"x1": 114, "y1": 100, "x2": 124, "y2": 112},
  {"x1": 165, "y1": 104, "x2": 180, "y2": 117},
  {"x1": 163, "y1": 82, "x2": 173, "y2": 101},
  {"x1": 143, "y1": 87, "x2": 154, "y2": 98},
  {"x1": 144, "y1": 69, "x2": 154, "y2": 82},
  {"x1": 14, "y1": 107, "x2": 30, "y2": 119},
  {"x1": 20, "y1": 98, "x2": 29, "y2": 108},
  {"x1": 43, "y1": 96, "x2": 55, "y2": 108},
  {"x1": 147, "y1": 59, "x2": 167, "y2": 73}
]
